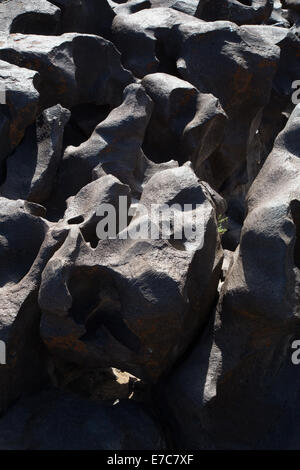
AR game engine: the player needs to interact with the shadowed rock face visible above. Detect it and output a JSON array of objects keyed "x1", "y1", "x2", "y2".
[
  {"x1": 1, "y1": 105, "x2": 70, "y2": 204},
  {"x1": 281, "y1": 0, "x2": 300, "y2": 13},
  {"x1": 0, "y1": 60, "x2": 40, "y2": 178},
  {"x1": 0, "y1": 390, "x2": 166, "y2": 450},
  {"x1": 0, "y1": 0, "x2": 61, "y2": 35},
  {"x1": 156, "y1": 105, "x2": 300, "y2": 450},
  {"x1": 110, "y1": 0, "x2": 151, "y2": 15},
  {"x1": 112, "y1": 8, "x2": 280, "y2": 195},
  {"x1": 0, "y1": 0, "x2": 299, "y2": 451},
  {"x1": 45, "y1": 83, "x2": 178, "y2": 220},
  {"x1": 0, "y1": 198, "x2": 68, "y2": 415},
  {"x1": 50, "y1": 0, "x2": 115, "y2": 38},
  {"x1": 0, "y1": 33, "x2": 134, "y2": 109}
]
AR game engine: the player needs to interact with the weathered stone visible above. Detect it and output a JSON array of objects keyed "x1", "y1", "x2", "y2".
[
  {"x1": 39, "y1": 165, "x2": 223, "y2": 382},
  {"x1": 113, "y1": 9, "x2": 279, "y2": 195},
  {"x1": 110, "y1": 0, "x2": 151, "y2": 15},
  {"x1": 0, "y1": 60, "x2": 40, "y2": 179},
  {"x1": 196, "y1": 0, "x2": 274, "y2": 25},
  {"x1": 0, "y1": 198, "x2": 68, "y2": 415},
  {"x1": 156, "y1": 105, "x2": 300, "y2": 450},
  {"x1": 0, "y1": 0, "x2": 297, "y2": 451},
  {"x1": 150, "y1": 0, "x2": 199, "y2": 16},
  {"x1": 64, "y1": 175, "x2": 131, "y2": 248},
  {"x1": 50, "y1": 0, "x2": 115, "y2": 38},
  {"x1": 0, "y1": 0, "x2": 61, "y2": 35},
  {"x1": 0, "y1": 33, "x2": 134, "y2": 110},
  {"x1": 46, "y1": 83, "x2": 176, "y2": 221},
  {"x1": 268, "y1": 0, "x2": 290, "y2": 26},
  {"x1": 1, "y1": 105, "x2": 70, "y2": 204},
  {"x1": 141, "y1": 72, "x2": 227, "y2": 168}
]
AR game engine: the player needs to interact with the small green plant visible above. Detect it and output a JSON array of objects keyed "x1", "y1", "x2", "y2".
[{"x1": 217, "y1": 215, "x2": 228, "y2": 235}]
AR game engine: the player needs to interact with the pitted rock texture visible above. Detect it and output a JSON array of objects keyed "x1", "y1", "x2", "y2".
[
  {"x1": 156, "y1": 102, "x2": 300, "y2": 451},
  {"x1": 0, "y1": 0, "x2": 299, "y2": 451},
  {"x1": 38, "y1": 165, "x2": 223, "y2": 382}
]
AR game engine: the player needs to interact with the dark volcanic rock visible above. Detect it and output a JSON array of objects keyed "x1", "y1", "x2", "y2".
[
  {"x1": 46, "y1": 83, "x2": 177, "y2": 220},
  {"x1": 0, "y1": 0, "x2": 298, "y2": 451},
  {"x1": 156, "y1": 104, "x2": 300, "y2": 450},
  {"x1": 113, "y1": 9, "x2": 279, "y2": 195},
  {"x1": 110, "y1": 0, "x2": 151, "y2": 15},
  {"x1": 0, "y1": 33, "x2": 134, "y2": 110},
  {"x1": 196, "y1": 0, "x2": 274, "y2": 25},
  {"x1": 39, "y1": 164, "x2": 223, "y2": 382},
  {"x1": 0, "y1": 390, "x2": 166, "y2": 450},
  {"x1": 246, "y1": 26, "x2": 300, "y2": 163},
  {"x1": 0, "y1": 60, "x2": 40, "y2": 179},
  {"x1": 50, "y1": 0, "x2": 115, "y2": 38},
  {"x1": 141, "y1": 72, "x2": 227, "y2": 167},
  {"x1": 0, "y1": 0, "x2": 61, "y2": 35},
  {"x1": 1, "y1": 105, "x2": 70, "y2": 204},
  {"x1": 0, "y1": 198, "x2": 68, "y2": 415},
  {"x1": 64, "y1": 175, "x2": 132, "y2": 248}
]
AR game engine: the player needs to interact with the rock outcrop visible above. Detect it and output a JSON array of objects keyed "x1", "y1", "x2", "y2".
[
  {"x1": 0, "y1": 0, "x2": 298, "y2": 451},
  {"x1": 156, "y1": 104, "x2": 300, "y2": 450}
]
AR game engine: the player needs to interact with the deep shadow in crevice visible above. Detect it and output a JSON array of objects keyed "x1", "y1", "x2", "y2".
[
  {"x1": 291, "y1": 199, "x2": 300, "y2": 270},
  {"x1": 68, "y1": 266, "x2": 141, "y2": 353}
]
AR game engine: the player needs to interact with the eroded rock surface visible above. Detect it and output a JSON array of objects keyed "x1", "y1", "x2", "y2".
[
  {"x1": 0, "y1": 0, "x2": 298, "y2": 451},
  {"x1": 1, "y1": 105, "x2": 70, "y2": 204},
  {"x1": 112, "y1": 9, "x2": 280, "y2": 196},
  {"x1": 0, "y1": 33, "x2": 134, "y2": 109},
  {"x1": 39, "y1": 165, "x2": 223, "y2": 382},
  {"x1": 156, "y1": 104, "x2": 300, "y2": 450},
  {"x1": 0, "y1": 0, "x2": 61, "y2": 35},
  {"x1": 0, "y1": 198, "x2": 68, "y2": 415},
  {"x1": 0, "y1": 60, "x2": 40, "y2": 177}
]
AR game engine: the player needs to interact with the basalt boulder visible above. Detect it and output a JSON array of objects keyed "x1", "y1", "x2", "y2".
[
  {"x1": 0, "y1": 0, "x2": 61, "y2": 35},
  {"x1": 112, "y1": 9, "x2": 280, "y2": 195},
  {"x1": 0, "y1": 33, "x2": 134, "y2": 110},
  {"x1": 248, "y1": 26, "x2": 300, "y2": 161},
  {"x1": 46, "y1": 83, "x2": 177, "y2": 221},
  {"x1": 141, "y1": 72, "x2": 227, "y2": 167},
  {"x1": 110, "y1": 0, "x2": 151, "y2": 15},
  {"x1": 0, "y1": 198, "x2": 68, "y2": 415},
  {"x1": 50, "y1": 0, "x2": 115, "y2": 38},
  {"x1": 156, "y1": 104, "x2": 300, "y2": 450},
  {"x1": 222, "y1": 25, "x2": 300, "y2": 249},
  {"x1": 150, "y1": 0, "x2": 199, "y2": 16},
  {"x1": 196, "y1": 0, "x2": 274, "y2": 25},
  {"x1": 64, "y1": 175, "x2": 131, "y2": 248},
  {"x1": 1, "y1": 104, "x2": 70, "y2": 204},
  {"x1": 0, "y1": 60, "x2": 40, "y2": 179},
  {"x1": 268, "y1": 0, "x2": 290, "y2": 26},
  {"x1": 38, "y1": 164, "x2": 223, "y2": 382}
]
